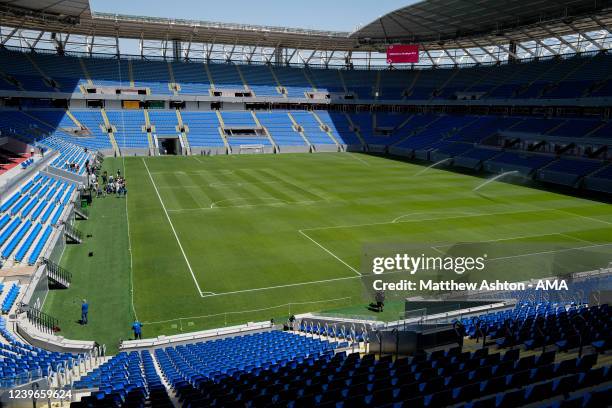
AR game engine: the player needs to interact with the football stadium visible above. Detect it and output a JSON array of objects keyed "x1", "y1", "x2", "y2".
[{"x1": 0, "y1": 0, "x2": 611, "y2": 406}]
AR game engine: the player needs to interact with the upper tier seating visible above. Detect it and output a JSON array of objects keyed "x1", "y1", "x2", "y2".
[
  {"x1": 237, "y1": 65, "x2": 280, "y2": 97},
  {"x1": 131, "y1": 59, "x2": 172, "y2": 95},
  {"x1": 2, "y1": 48, "x2": 611, "y2": 100},
  {"x1": 208, "y1": 63, "x2": 245, "y2": 91},
  {"x1": 171, "y1": 61, "x2": 211, "y2": 95}
]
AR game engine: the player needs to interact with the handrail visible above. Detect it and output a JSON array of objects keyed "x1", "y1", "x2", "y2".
[
  {"x1": 42, "y1": 257, "x2": 73, "y2": 286},
  {"x1": 571, "y1": 314, "x2": 588, "y2": 357},
  {"x1": 22, "y1": 303, "x2": 59, "y2": 335}
]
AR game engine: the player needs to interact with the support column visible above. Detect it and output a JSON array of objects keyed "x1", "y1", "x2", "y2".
[
  {"x1": 172, "y1": 39, "x2": 182, "y2": 61},
  {"x1": 275, "y1": 46, "x2": 284, "y2": 66},
  {"x1": 508, "y1": 40, "x2": 518, "y2": 63}
]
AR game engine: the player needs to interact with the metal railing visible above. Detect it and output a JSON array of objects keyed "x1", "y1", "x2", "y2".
[
  {"x1": 0, "y1": 367, "x2": 48, "y2": 389},
  {"x1": 74, "y1": 206, "x2": 89, "y2": 219},
  {"x1": 63, "y1": 223, "x2": 82, "y2": 243},
  {"x1": 22, "y1": 304, "x2": 59, "y2": 335},
  {"x1": 42, "y1": 258, "x2": 72, "y2": 286}
]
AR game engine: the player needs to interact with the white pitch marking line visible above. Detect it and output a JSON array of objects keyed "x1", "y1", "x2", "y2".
[
  {"x1": 210, "y1": 197, "x2": 286, "y2": 209},
  {"x1": 200, "y1": 275, "x2": 362, "y2": 298},
  {"x1": 430, "y1": 246, "x2": 446, "y2": 255},
  {"x1": 166, "y1": 199, "x2": 326, "y2": 212},
  {"x1": 209, "y1": 180, "x2": 282, "y2": 188},
  {"x1": 124, "y1": 161, "x2": 137, "y2": 320},
  {"x1": 142, "y1": 158, "x2": 212, "y2": 297},
  {"x1": 301, "y1": 208, "x2": 544, "y2": 233},
  {"x1": 298, "y1": 229, "x2": 362, "y2": 276},
  {"x1": 432, "y1": 231, "x2": 593, "y2": 249},
  {"x1": 192, "y1": 156, "x2": 205, "y2": 164},
  {"x1": 554, "y1": 208, "x2": 612, "y2": 226},
  {"x1": 392, "y1": 211, "x2": 476, "y2": 224},
  {"x1": 558, "y1": 233, "x2": 596, "y2": 245},
  {"x1": 144, "y1": 296, "x2": 353, "y2": 323},
  {"x1": 488, "y1": 243, "x2": 612, "y2": 262},
  {"x1": 346, "y1": 153, "x2": 371, "y2": 167}
]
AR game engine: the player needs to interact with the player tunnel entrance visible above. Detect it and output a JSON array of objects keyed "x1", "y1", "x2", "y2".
[{"x1": 157, "y1": 136, "x2": 181, "y2": 155}]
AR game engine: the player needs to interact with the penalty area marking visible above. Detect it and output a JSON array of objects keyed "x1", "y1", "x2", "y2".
[
  {"x1": 143, "y1": 296, "x2": 353, "y2": 324},
  {"x1": 211, "y1": 197, "x2": 287, "y2": 209},
  {"x1": 142, "y1": 159, "x2": 214, "y2": 297},
  {"x1": 166, "y1": 199, "x2": 326, "y2": 212},
  {"x1": 392, "y1": 211, "x2": 477, "y2": 224},
  {"x1": 300, "y1": 207, "x2": 611, "y2": 234},
  {"x1": 346, "y1": 153, "x2": 371, "y2": 167},
  {"x1": 298, "y1": 230, "x2": 362, "y2": 277}
]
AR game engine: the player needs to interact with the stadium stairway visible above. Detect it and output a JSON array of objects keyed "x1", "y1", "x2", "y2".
[
  {"x1": 99, "y1": 109, "x2": 121, "y2": 156},
  {"x1": 287, "y1": 112, "x2": 314, "y2": 150},
  {"x1": 251, "y1": 111, "x2": 279, "y2": 152},
  {"x1": 142, "y1": 109, "x2": 157, "y2": 156},
  {"x1": 343, "y1": 113, "x2": 367, "y2": 150},
  {"x1": 214, "y1": 111, "x2": 232, "y2": 152},
  {"x1": 311, "y1": 111, "x2": 342, "y2": 149},
  {"x1": 174, "y1": 110, "x2": 192, "y2": 155}
]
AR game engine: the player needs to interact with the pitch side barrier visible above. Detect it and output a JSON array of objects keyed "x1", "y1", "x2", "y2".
[
  {"x1": 297, "y1": 300, "x2": 514, "y2": 340},
  {"x1": 119, "y1": 321, "x2": 274, "y2": 351},
  {"x1": 42, "y1": 165, "x2": 87, "y2": 186},
  {"x1": 441, "y1": 268, "x2": 612, "y2": 304}
]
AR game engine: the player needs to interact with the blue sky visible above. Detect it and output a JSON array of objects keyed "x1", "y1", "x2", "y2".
[{"x1": 90, "y1": 0, "x2": 414, "y2": 32}]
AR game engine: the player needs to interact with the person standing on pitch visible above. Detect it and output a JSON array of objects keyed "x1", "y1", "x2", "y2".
[
  {"x1": 81, "y1": 299, "x2": 89, "y2": 325},
  {"x1": 132, "y1": 320, "x2": 142, "y2": 340}
]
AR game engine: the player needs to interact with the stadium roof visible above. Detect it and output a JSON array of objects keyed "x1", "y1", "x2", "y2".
[
  {"x1": 353, "y1": 0, "x2": 612, "y2": 49},
  {"x1": 0, "y1": 0, "x2": 610, "y2": 52},
  {"x1": 0, "y1": 0, "x2": 90, "y2": 17}
]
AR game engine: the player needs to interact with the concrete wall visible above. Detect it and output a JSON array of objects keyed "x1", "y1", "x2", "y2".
[
  {"x1": 277, "y1": 145, "x2": 311, "y2": 154},
  {"x1": 16, "y1": 315, "x2": 95, "y2": 354},
  {"x1": 43, "y1": 166, "x2": 87, "y2": 185},
  {"x1": 313, "y1": 144, "x2": 339, "y2": 153},
  {"x1": 121, "y1": 148, "x2": 150, "y2": 157}
]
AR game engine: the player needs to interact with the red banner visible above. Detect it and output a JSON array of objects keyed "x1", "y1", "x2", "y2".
[{"x1": 386, "y1": 45, "x2": 420, "y2": 64}]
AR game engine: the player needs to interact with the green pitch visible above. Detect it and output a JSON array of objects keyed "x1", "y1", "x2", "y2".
[{"x1": 44, "y1": 153, "x2": 612, "y2": 350}]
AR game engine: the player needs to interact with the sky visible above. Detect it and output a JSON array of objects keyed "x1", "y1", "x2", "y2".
[{"x1": 89, "y1": 0, "x2": 415, "y2": 33}]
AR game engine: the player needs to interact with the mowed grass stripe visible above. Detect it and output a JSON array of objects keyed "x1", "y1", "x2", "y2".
[
  {"x1": 186, "y1": 171, "x2": 237, "y2": 206},
  {"x1": 174, "y1": 172, "x2": 214, "y2": 208},
  {"x1": 154, "y1": 172, "x2": 200, "y2": 210},
  {"x1": 232, "y1": 169, "x2": 302, "y2": 205},
  {"x1": 258, "y1": 168, "x2": 330, "y2": 202},
  {"x1": 208, "y1": 168, "x2": 275, "y2": 208},
  {"x1": 163, "y1": 172, "x2": 210, "y2": 210}
]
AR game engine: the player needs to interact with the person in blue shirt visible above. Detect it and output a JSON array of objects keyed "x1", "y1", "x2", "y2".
[
  {"x1": 132, "y1": 320, "x2": 142, "y2": 340},
  {"x1": 81, "y1": 299, "x2": 88, "y2": 325}
]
